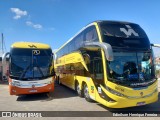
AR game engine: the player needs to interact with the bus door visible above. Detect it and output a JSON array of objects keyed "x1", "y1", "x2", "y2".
[
  {"x1": 91, "y1": 57, "x2": 104, "y2": 86},
  {"x1": 88, "y1": 51, "x2": 105, "y2": 100},
  {"x1": 86, "y1": 51, "x2": 104, "y2": 87}
]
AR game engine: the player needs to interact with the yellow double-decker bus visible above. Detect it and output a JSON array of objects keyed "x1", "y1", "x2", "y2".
[
  {"x1": 54, "y1": 20, "x2": 158, "y2": 108},
  {"x1": 2, "y1": 42, "x2": 55, "y2": 95}
]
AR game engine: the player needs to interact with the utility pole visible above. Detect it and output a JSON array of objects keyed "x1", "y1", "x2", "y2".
[
  {"x1": 2, "y1": 33, "x2": 4, "y2": 54},
  {"x1": 0, "y1": 33, "x2": 5, "y2": 55},
  {"x1": 0, "y1": 33, "x2": 7, "y2": 81}
]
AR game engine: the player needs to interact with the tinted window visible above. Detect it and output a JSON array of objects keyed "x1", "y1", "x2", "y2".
[
  {"x1": 99, "y1": 23, "x2": 150, "y2": 49},
  {"x1": 56, "y1": 25, "x2": 99, "y2": 58},
  {"x1": 84, "y1": 26, "x2": 99, "y2": 42},
  {"x1": 10, "y1": 48, "x2": 53, "y2": 80},
  {"x1": 64, "y1": 45, "x2": 68, "y2": 55},
  {"x1": 75, "y1": 32, "x2": 84, "y2": 50}
]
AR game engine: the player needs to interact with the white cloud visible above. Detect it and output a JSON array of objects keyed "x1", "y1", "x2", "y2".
[
  {"x1": 49, "y1": 27, "x2": 55, "y2": 31},
  {"x1": 10, "y1": 8, "x2": 27, "y2": 19},
  {"x1": 26, "y1": 21, "x2": 33, "y2": 26},
  {"x1": 33, "y1": 24, "x2": 42, "y2": 29},
  {"x1": 26, "y1": 21, "x2": 43, "y2": 30}
]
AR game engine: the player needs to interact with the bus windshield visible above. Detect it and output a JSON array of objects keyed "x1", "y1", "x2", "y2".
[
  {"x1": 107, "y1": 51, "x2": 155, "y2": 87},
  {"x1": 99, "y1": 23, "x2": 150, "y2": 49},
  {"x1": 10, "y1": 48, "x2": 53, "y2": 80}
]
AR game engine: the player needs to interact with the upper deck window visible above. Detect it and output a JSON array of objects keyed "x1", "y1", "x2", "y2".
[
  {"x1": 99, "y1": 22, "x2": 150, "y2": 49},
  {"x1": 56, "y1": 25, "x2": 99, "y2": 58}
]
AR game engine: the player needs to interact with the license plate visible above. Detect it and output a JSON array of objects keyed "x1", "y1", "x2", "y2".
[
  {"x1": 137, "y1": 102, "x2": 145, "y2": 106},
  {"x1": 29, "y1": 90, "x2": 37, "y2": 93}
]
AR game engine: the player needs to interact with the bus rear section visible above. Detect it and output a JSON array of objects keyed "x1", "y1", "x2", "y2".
[{"x1": 2, "y1": 42, "x2": 55, "y2": 95}]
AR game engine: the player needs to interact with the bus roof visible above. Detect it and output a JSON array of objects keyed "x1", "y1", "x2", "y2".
[
  {"x1": 54, "y1": 20, "x2": 138, "y2": 54},
  {"x1": 94, "y1": 20, "x2": 138, "y2": 25},
  {"x1": 11, "y1": 42, "x2": 51, "y2": 49}
]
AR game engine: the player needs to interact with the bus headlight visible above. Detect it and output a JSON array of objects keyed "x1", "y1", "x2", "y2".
[
  {"x1": 12, "y1": 81, "x2": 21, "y2": 87},
  {"x1": 45, "y1": 80, "x2": 52, "y2": 84},
  {"x1": 106, "y1": 87, "x2": 125, "y2": 97},
  {"x1": 106, "y1": 86, "x2": 158, "y2": 99}
]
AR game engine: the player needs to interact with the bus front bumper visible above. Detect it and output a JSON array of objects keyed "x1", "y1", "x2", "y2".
[
  {"x1": 100, "y1": 90, "x2": 158, "y2": 108},
  {"x1": 9, "y1": 83, "x2": 54, "y2": 95}
]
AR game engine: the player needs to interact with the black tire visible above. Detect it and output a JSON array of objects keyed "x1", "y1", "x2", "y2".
[
  {"x1": 57, "y1": 76, "x2": 61, "y2": 85},
  {"x1": 84, "y1": 83, "x2": 93, "y2": 102},
  {"x1": 76, "y1": 82, "x2": 84, "y2": 97}
]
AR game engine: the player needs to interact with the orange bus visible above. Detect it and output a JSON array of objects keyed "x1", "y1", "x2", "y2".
[{"x1": 2, "y1": 42, "x2": 55, "y2": 95}]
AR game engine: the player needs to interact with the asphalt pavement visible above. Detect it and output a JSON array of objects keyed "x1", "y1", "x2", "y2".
[{"x1": 0, "y1": 80, "x2": 160, "y2": 119}]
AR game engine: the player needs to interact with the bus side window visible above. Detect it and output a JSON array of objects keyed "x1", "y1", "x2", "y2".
[
  {"x1": 68, "y1": 41, "x2": 75, "y2": 53},
  {"x1": 93, "y1": 58, "x2": 103, "y2": 80},
  {"x1": 84, "y1": 26, "x2": 99, "y2": 42},
  {"x1": 70, "y1": 64, "x2": 74, "y2": 73},
  {"x1": 75, "y1": 33, "x2": 84, "y2": 50},
  {"x1": 83, "y1": 54, "x2": 90, "y2": 64}
]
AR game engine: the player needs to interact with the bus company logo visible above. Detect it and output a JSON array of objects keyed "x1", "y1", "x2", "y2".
[
  {"x1": 91, "y1": 86, "x2": 94, "y2": 93},
  {"x1": 140, "y1": 92, "x2": 143, "y2": 96},
  {"x1": 32, "y1": 50, "x2": 40, "y2": 55},
  {"x1": 28, "y1": 45, "x2": 37, "y2": 48},
  {"x1": 32, "y1": 85, "x2": 35, "y2": 88},
  {"x1": 120, "y1": 25, "x2": 139, "y2": 37}
]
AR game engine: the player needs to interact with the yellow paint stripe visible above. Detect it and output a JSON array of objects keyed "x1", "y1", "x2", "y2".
[{"x1": 94, "y1": 22, "x2": 108, "y2": 85}]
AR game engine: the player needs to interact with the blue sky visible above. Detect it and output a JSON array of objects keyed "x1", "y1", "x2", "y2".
[{"x1": 0, "y1": 0, "x2": 160, "y2": 55}]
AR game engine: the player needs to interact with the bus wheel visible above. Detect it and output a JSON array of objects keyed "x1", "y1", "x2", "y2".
[
  {"x1": 76, "y1": 82, "x2": 84, "y2": 97},
  {"x1": 84, "y1": 84, "x2": 93, "y2": 102}
]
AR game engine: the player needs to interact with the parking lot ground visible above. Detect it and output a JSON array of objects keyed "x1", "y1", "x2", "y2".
[{"x1": 0, "y1": 80, "x2": 160, "y2": 118}]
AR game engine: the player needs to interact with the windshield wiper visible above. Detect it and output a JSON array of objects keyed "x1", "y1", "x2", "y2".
[
  {"x1": 9, "y1": 74, "x2": 20, "y2": 79},
  {"x1": 34, "y1": 56, "x2": 44, "y2": 78},
  {"x1": 109, "y1": 77, "x2": 127, "y2": 83},
  {"x1": 19, "y1": 64, "x2": 31, "y2": 80}
]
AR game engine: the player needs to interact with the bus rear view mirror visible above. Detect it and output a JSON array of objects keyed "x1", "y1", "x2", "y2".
[
  {"x1": 151, "y1": 44, "x2": 160, "y2": 48},
  {"x1": 84, "y1": 42, "x2": 114, "y2": 61},
  {"x1": 2, "y1": 52, "x2": 10, "y2": 80}
]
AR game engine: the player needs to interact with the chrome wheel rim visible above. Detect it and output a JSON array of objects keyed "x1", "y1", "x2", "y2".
[
  {"x1": 84, "y1": 85, "x2": 89, "y2": 98},
  {"x1": 77, "y1": 84, "x2": 81, "y2": 95}
]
